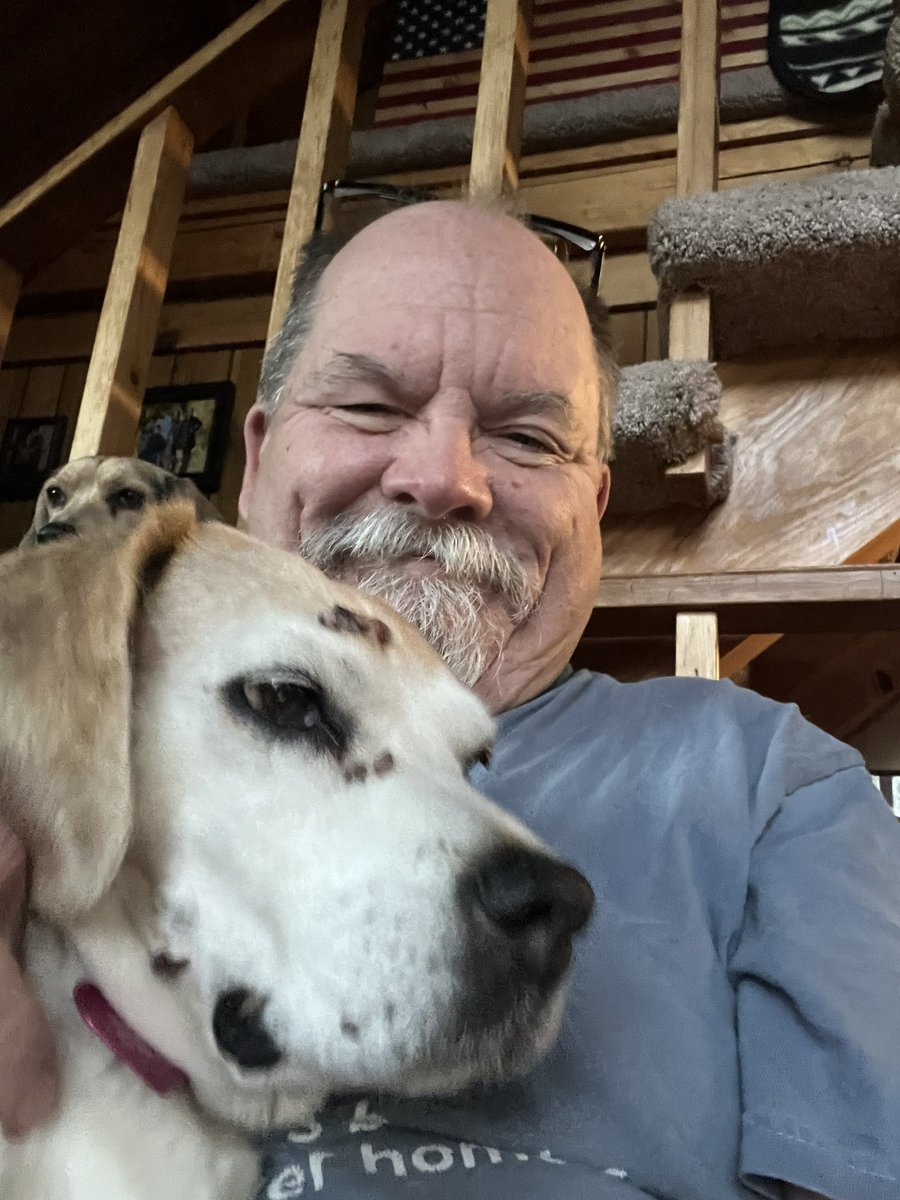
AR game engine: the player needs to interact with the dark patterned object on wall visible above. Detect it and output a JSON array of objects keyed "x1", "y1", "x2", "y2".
[
  {"x1": 390, "y1": 0, "x2": 486, "y2": 59},
  {"x1": 769, "y1": 0, "x2": 893, "y2": 100}
]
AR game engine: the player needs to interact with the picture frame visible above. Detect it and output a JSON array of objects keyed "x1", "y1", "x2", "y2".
[
  {"x1": 0, "y1": 416, "x2": 67, "y2": 501},
  {"x1": 136, "y1": 381, "x2": 234, "y2": 496}
]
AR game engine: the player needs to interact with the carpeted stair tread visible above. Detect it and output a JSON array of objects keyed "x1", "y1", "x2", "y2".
[
  {"x1": 609, "y1": 361, "x2": 733, "y2": 514},
  {"x1": 648, "y1": 166, "x2": 900, "y2": 356}
]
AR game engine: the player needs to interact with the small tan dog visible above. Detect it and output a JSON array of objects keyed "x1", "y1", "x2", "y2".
[
  {"x1": 21, "y1": 455, "x2": 222, "y2": 547},
  {"x1": 0, "y1": 504, "x2": 592, "y2": 1200}
]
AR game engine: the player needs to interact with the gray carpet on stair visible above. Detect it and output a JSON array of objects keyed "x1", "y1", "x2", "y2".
[
  {"x1": 609, "y1": 361, "x2": 733, "y2": 514},
  {"x1": 648, "y1": 166, "x2": 900, "y2": 357},
  {"x1": 188, "y1": 66, "x2": 801, "y2": 199}
]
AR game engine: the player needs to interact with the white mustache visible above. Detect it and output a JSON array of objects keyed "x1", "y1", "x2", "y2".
[{"x1": 299, "y1": 508, "x2": 538, "y2": 622}]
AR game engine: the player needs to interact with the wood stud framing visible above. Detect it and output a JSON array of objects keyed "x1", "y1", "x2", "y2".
[
  {"x1": 675, "y1": 613, "x2": 720, "y2": 679},
  {"x1": 469, "y1": 0, "x2": 534, "y2": 198},
  {"x1": 664, "y1": 0, "x2": 722, "y2": 507},
  {"x1": 267, "y1": 0, "x2": 366, "y2": 343},
  {"x1": 71, "y1": 107, "x2": 193, "y2": 459}
]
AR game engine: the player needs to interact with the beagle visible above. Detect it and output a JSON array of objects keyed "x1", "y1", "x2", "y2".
[
  {"x1": 21, "y1": 455, "x2": 222, "y2": 547},
  {"x1": 0, "y1": 505, "x2": 593, "y2": 1200}
]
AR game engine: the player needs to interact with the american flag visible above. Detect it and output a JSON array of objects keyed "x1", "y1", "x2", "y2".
[{"x1": 374, "y1": 0, "x2": 769, "y2": 128}]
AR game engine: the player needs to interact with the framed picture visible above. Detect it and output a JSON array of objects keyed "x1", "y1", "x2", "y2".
[
  {"x1": 136, "y1": 381, "x2": 234, "y2": 496},
  {"x1": 0, "y1": 416, "x2": 67, "y2": 501}
]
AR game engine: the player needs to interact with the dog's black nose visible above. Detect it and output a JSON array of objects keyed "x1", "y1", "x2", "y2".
[
  {"x1": 461, "y1": 847, "x2": 594, "y2": 983},
  {"x1": 36, "y1": 520, "x2": 77, "y2": 544},
  {"x1": 212, "y1": 988, "x2": 283, "y2": 1070}
]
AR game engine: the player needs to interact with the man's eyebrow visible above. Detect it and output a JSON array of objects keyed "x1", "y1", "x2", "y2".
[
  {"x1": 499, "y1": 389, "x2": 575, "y2": 427},
  {"x1": 310, "y1": 352, "x2": 406, "y2": 398}
]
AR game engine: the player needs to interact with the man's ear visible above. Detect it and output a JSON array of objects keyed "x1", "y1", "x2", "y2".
[
  {"x1": 0, "y1": 502, "x2": 197, "y2": 922},
  {"x1": 238, "y1": 404, "x2": 268, "y2": 524}
]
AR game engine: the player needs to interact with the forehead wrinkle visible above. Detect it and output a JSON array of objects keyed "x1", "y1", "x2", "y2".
[{"x1": 309, "y1": 351, "x2": 407, "y2": 400}]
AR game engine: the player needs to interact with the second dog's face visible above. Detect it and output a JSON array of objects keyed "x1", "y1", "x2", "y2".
[
  {"x1": 22, "y1": 455, "x2": 219, "y2": 545},
  {"x1": 79, "y1": 523, "x2": 593, "y2": 1131}
]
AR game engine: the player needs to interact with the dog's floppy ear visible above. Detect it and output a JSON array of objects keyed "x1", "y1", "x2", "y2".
[
  {"x1": 154, "y1": 472, "x2": 224, "y2": 525},
  {"x1": 0, "y1": 501, "x2": 197, "y2": 921}
]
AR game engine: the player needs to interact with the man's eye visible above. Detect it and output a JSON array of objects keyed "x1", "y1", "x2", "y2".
[
  {"x1": 224, "y1": 675, "x2": 349, "y2": 757},
  {"x1": 502, "y1": 431, "x2": 555, "y2": 453},
  {"x1": 338, "y1": 403, "x2": 401, "y2": 419},
  {"x1": 45, "y1": 485, "x2": 66, "y2": 507}
]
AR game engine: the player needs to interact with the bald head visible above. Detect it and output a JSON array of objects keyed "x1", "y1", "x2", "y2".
[{"x1": 260, "y1": 199, "x2": 614, "y2": 459}]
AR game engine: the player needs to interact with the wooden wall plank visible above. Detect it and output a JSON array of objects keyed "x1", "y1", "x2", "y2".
[
  {"x1": 71, "y1": 108, "x2": 194, "y2": 461},
  {"x1": 0, "y1": 367, "x2": 30, "y2": 426},
  {"x1": 56, "y1": 362, "x2": 89, "y2": 461},
  {"x1": 19, "y1": 364, "x2": 66, "y2": 418},
  {"x1": 0, "y1": 260, "x2": 21, "y2": 370},
  {"x1": 267, "y1": 0, "x2": 366, "y2": 342},
  {"x1": 219, "y1": 345, "x2": 264, "y2": 525},
  {"x1": 469, "y1": 0, "x2": 534, "y2": 197}
]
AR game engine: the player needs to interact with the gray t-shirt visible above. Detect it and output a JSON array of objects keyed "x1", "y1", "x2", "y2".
[{"x1": 256, "y1": 670, "x2": 900, "y2": 1200}]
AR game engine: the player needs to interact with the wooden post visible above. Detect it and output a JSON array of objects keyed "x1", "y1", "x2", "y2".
[
  {"x1": 267, "y1": 0, "x2": 366, "y2": 343},
  {"x1": 71, "y1": 108, "x2": 193, "y2": 460},
  {"x1": 665, "y1": 0, "x2": 721, "y2": 505},
  {"x1": 468, "y1": 0, "x2": 534, "y2": 199},
  {"x1": 0, "y1": 259, "x2": 21, "y2": 372},
  {"x1": 676, "y1": 612, "x2": 720, "y2": 679}
]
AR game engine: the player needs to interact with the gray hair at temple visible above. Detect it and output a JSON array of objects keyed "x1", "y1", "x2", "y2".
[{"x1": 258, "y1": 217, "x2": 618, "y2": 462}]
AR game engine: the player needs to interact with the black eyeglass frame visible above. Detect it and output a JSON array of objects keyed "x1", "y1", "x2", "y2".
[{"x1": 315, "y1": 179, "x2": 606, "y2": 296}]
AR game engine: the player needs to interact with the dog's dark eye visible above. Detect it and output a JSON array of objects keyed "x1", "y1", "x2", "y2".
[
  {"x1": 109, "y1": 488, "x2": 145, "y2": 512},
  {"x1": 45, "y1": 485, "x2": 65, "y2": 508},
  {"x1": 225, "y1": 674, "x2": 350, "y2": 757}
]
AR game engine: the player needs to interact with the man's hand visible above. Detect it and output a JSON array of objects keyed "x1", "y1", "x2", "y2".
[{"x1": 0, "y1": 823, "x2": 59, "y2": 1138}]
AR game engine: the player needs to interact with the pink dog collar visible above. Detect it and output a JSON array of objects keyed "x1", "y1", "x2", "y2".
[{"x1": 74, "y1": 981, "x2": 190, "y2": 1095}]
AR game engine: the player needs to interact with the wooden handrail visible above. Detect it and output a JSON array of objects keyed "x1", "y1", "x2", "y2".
[{"x1": 590, "y1": 566, "x2": 900, "y2": 638}]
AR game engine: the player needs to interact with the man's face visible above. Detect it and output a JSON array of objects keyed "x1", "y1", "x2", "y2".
[{"x1": 240, "y1": 202, "x2": 610, "y2": 712}]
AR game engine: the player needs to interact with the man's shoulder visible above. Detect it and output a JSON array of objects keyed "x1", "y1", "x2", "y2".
[{"x1": 502, "y1": 669, "x2": 864, "y2": 797}]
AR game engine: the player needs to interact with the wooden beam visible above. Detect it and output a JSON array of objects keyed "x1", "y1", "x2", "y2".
[
  {"x1": 0, "y1": 0, "x2": 318, "y2": 278},
  {"x1": 468, "y1": 0, "x2": 534, "y2": 198},
  {"x1": 590, "y1": 565, "x2": 900, "y2": 638},
  {"x1": 70, "y1": 109, "x2": 193, "y2": 460},
  {"x1": 675, "y1": 0, "x2": 721, "y2": 198},
  {"x1": 668, "y1": 290, "x2": 712, "y2": 359},
  {"x1": 267, "y1": 0, "x2": 366, "y2": 343},
  {"x1": 676, "y1": 612, "x2": 719, "y2": 679},
  {"x1": 0, "y1": 259, "x2": 21, "y2": 371},
  {"x1": 664, "y1": 0, "x2": 721, "y2": 495}
]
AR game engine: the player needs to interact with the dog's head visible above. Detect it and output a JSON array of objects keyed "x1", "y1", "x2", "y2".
[
  {"x1": 21, "y1": 455, "x2": 222, "y2": 547},
  {"x1": 1, "y1": 508, "x2": 593, "y2": 1129}
]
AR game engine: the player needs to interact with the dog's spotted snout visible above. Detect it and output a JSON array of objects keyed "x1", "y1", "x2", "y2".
[
  {"x1": 36, "y1": 520, "x2": 77, "y2": 544},
  {"x1": 461, "y1": 846, "x2": 594, "y2": 984},
  {"x1": 212, "y1": 988, "x2": 283, "y2": 1071}
]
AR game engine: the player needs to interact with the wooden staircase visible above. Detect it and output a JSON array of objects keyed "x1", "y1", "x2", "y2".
[{"x1": 0, "y1": 0, "x2": 897, "y2": 720}]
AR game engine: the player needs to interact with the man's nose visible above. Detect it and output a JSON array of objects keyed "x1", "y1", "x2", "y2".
[{"x1": 380, "y1": 423, "x2": 493, "y2": 522}]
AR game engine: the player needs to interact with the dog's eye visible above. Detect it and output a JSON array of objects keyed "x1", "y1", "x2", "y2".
[
  {"x1": 45, "y1": 485, "x2": 65, "y2": 507},
  {"x1": 109, "y1": 488, "x2": 145, "y2": 512},
  {"x1": 225, "y1": 675, "x2": 349, "y2": 757}
]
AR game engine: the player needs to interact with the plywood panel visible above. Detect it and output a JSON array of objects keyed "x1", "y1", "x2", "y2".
[
  {"x1": 602, "y1": 336, "x2": 900, "y2": 577},
  {"x1": 609, "y1": 310, "x2": 647, "y2": 367}
]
